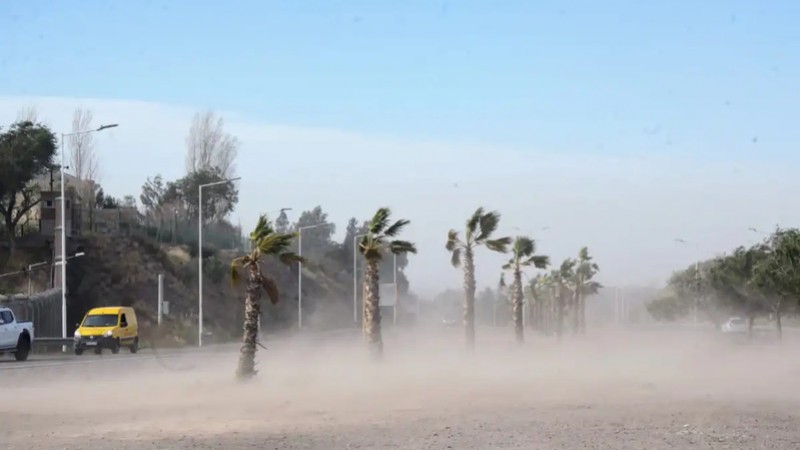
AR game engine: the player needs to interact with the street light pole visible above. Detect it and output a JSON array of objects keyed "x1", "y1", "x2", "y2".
[
  {"x1": 60, "y1": 124, "x2": 117, "y2": 348},
  {"x1": 198, "y1": 177, "x2": 241, "y2": 347},
  {"x1": 297, "y1": 222, "x2": 330, "y2": 329}
]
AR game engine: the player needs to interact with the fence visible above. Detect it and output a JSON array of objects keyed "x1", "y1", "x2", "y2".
[{"x1": 0, "y1": 288, "x2": 62, "y2": 337}]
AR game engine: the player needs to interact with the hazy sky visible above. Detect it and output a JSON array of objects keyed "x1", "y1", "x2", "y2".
[{"x1": 1, "y1": 1, "x2": 799, "y2": 296}]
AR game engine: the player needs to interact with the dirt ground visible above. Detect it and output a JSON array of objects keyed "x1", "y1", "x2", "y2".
[{"x1": 3, "y1": 326, "x2": 800, "y2": 449}]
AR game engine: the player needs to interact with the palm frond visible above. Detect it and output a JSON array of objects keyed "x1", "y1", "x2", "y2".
[
  {"x1": 475, "y1": 210, "x2": 501, "y2": 242},
  {"x1": 259, "y1": 275, "x2": 280, "y2": 305},
  {"x1": 384, "y1": 219, "x2": 410, "y2": 238},
  {"x1": 523, "y1": 254, "x2": 550, "y2": 269},
  {"x1": 368, "y1": 207, "x2": 392, "y2": 235},
  {"x1": 250, "y1": 214, "x2": 274, "y2": 242},
  {"x1": 445, "y1": 229, "x2": 461, "y2": 252},
  {"x1": 582, "y1": 280, "x2": 602, "y2": 295},
  {"x1": 390, "y1": 239, "x2": 417, "y2": 255},
  {"x1": 514, "y1": 236, "x2": 535, "y2": 258},
  {"x1": 502, "y1": 262, "x2": 513, "y2": 271},
  {"x1": 229, "y1": 256, "x2": 250, "y2": 287},
  {"x1": 257, "y1": 232, "x2": 296, "y2": 255},
  {"x1": 450, "y1": 247, "x2": 462, "y2": 268},
  {"x1": 499, "y1": 273, "x2": 507, "y2": 289},
  {"x1": 466, "y1": 207, "x2": 484, "y2": 241},
  {"x1": 484, "y1": 236, "x2": 512, "y2": 253},
  {"x1": 230, "y1": 263, "x2": 241, "y2": 287},
  {"x1": 278, "y1": 252, "x2": 305, "y2": 266}
]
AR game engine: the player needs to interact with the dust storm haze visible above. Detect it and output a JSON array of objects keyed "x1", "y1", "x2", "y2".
[{"x1": 4, "y1": 322, "x2": 800, "y2": 449}]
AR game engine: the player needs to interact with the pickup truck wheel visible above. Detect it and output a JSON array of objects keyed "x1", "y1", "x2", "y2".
[
  {"x1": 14, "y1": 336, "x2": 30, "y2": 361},
  {"x1": 94, "y1": 346, "x2": 102, "y2": 355},
  {"x1": 111, "y1": 339, "x2": 120, "y2": 354},
  {"x1": 74, "y1": 347, "x2": 84, "y2": 356},
  {"x1": 129, "y1": 338, "x2": 139, "y2": 354}
]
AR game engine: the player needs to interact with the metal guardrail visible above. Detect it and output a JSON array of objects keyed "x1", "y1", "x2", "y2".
[{"x1": 32, "y1": 337, "x2": 74, "y2": 352}]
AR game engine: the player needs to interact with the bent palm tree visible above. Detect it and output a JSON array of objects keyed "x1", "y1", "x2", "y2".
[
  {"x1": 446, "y1": 208, "x2": 511, "y2": 351},
  {"x1": 230, "y1": 215, "x2": 303, "y2": 380},
  {"x1": 503, "y1": 236, "x2": 549, "y2": 343},
  {"x1": 359, "y1": 207, "x2": 416, "y2": 358},
  {"x1": 573, "y1": 247, "x2": 601, "y2": 334},
  {"x1": 551, "y1": 259, "x2": 576, "y2": 340}
]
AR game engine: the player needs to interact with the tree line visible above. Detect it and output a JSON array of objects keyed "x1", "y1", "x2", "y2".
[
  {"x1": 647, "y1": 228, "x2": 800, "y2": 339},
  {"x1": 238, "y1": 206, "x2": 601, "y2": 380}
]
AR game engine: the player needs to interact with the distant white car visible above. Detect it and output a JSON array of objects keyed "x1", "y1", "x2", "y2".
[{"x1": 721, "y1": 317, "x2": 748, "y2": 334}]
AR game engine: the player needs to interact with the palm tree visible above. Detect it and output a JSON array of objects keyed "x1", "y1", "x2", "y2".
[
  {"x1": 573, "y1": 247, "x2": 601, "y2": 334},
  {"x1": 528, "y1": 273, "x2": 547, "y2": 333},
  {"x1": 229, "y1": 214, "x2": 303, "y2": 380},
  {"x1": 551, "y1": 258, "x2": 576, "y2": 340},
  {"x1": 359, "y1": 207, "x2": 416, "y2": 359},
  {"x1": 503, "y1": 236, "x2": 549, "y2": 343},
  {"x1": 446, "y1": 208, "x2": 511, "y2": 351}
]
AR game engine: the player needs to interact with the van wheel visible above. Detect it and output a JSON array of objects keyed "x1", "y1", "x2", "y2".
[
  {"x1": 74, "y1": 347, "x2": 83, "y2": 356},
  {"x1": 111, "y1": 339, "x2": 120, "y2": 354},
  {"x1": 129, "y1": 338, "x2": 139, "y2": 354},
  {"x1": 14, "y1": 336, "x2": 30, "y2": 361}
]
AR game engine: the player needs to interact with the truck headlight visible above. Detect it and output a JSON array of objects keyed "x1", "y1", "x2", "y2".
[
  {"x1": 74, "y1": 330, "x2": 81, "y2": 338},
  {"x1": 103, "y1": 330, "x2": 113, "y2": 337}
]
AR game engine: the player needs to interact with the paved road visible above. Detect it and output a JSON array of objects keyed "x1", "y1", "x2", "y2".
[{"x1": 4, "y1": 325, "x2": 799, "y2": 449}]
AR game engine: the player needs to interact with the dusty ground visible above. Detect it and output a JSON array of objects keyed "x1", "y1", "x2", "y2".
[{"x1": 2, "y1": 325, "x2": 800, "y2": 449}]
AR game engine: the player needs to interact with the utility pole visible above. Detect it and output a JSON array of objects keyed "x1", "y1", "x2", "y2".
[{"x1": 198, "y1": 177, "x2": 241, "y2": 346}]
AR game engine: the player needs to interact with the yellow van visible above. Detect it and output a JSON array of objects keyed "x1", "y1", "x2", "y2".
[{"x1": 73, "y1": 306, "x2": 139, "y2": 355}]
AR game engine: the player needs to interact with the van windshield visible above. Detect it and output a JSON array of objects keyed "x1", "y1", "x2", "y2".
[{"x1": 82, "y1": 314, "x2": 118, "y2": 327}]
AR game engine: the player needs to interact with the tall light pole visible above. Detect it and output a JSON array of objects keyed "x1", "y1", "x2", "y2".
[
  {"x1": 675, "y1": 238, "x2": 701, "y2": 323},
  {"x1": 198, "y1": 176, "x2": 241, "y2": 347},
  {"x1": 60, "y1": 124, "x2": 117, "y2": 347},
  {"x1": 297, "y1": 222, "x2": 331, "y2": 329},
  {"x1": 353, "y1": 233, "x2": 367, "y2": 325}
]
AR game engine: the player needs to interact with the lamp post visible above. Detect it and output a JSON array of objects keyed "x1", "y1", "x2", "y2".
[
  {"x1": 38, "y1": 252, "x2": 84, "y2": 297},
  {"x1": 297, "y1": 222, "x2": 331, "y2": 329},
  {"x1": 198, "y1": 176, "x2": 241, "y2": 347},
  {"x1": 60, "y1": 124, "x2": 117, "y2": 348}
]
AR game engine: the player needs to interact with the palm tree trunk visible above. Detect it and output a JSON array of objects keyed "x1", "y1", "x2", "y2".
[
  {"x1": 571, "y1": 290, "x2": 580, "y2": 334},
  {"x1": 578, "y1": 293, "x2": 586, "y2": 334},
  {"x1": 236, "y1": 263, "x2": 262, "y2": 380},
  {"x1": 556, "y1": 288, "x2": 565, "y2": 341},
  {"x1": 363, "y1": 257, "x2": 383, "y2": 358},
  {"x1": 775, "y1": 307, "x2": 783, "y2": 342},
  {"x1": 463, "y1": 249, "x2": 476, "y2": 352},
  {"x1": 512, "y1": 269, "x2": 524, "y2": 343}
]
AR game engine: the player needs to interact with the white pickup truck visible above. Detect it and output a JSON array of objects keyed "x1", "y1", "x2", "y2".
[{"x1": 0, "y1": 307, "x2": 34, "y2": 361}]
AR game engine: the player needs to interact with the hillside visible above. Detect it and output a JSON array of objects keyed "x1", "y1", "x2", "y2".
[{"x1": 2, "y1": 233, "x2": 355, "y2": 345}]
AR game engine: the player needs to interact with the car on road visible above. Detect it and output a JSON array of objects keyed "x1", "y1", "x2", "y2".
[
  {"x1": 74, "y1": 306, "x2": 139, "y2": 355},
  {"x1": 0, "y1": 306, "x2": 34, "y2": 361},
  {"x1": 721, "y1": 317, "x2": 748, "y2": 334}
]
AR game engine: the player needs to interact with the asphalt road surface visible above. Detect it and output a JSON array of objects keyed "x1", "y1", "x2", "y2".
[{"x1": 3, "y1": 325, "x2": 800, "y2": 449}]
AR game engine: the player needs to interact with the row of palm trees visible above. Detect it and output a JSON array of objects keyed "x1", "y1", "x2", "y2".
[
  {"x1": 230, "y1": 207, "x2": 415, "y2": 379},
  {"x1": 447, "y1": 208, "x2": 601, "y2": 349},
  {"x1": 229, "y1": 206, "x2": 599, "y2": 380}
]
